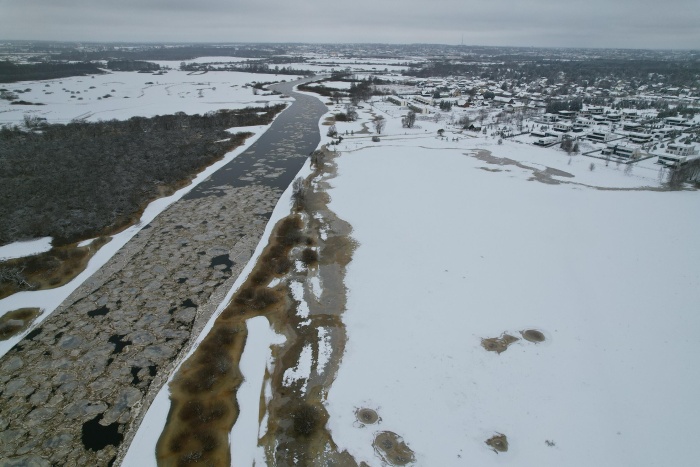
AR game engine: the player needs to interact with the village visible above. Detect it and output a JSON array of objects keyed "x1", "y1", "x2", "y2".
[{"x1": 372, "y1": 74, "x2": 700, "y2": 171}]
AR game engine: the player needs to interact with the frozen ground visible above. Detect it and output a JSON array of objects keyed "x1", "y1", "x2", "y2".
[
  {"x1": 319, "y1": 101, "x2": 700, "y2": 466},
  {"x1": 0, "y1": 69, "x2": 291, "y2": 125}
]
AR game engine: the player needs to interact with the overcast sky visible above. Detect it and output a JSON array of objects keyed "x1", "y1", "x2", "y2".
[{"x1": 1, "y1": 0, "x2": 698, "y2": 50}]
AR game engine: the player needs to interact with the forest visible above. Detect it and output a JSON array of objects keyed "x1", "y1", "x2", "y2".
[
  {"x1": 405, "y1": 57, "x2": 700, "y2": 89},
  {"x1": 0, "y1": 61, "x2": 105, "y2": 83},
  {"x1": 0, "y1": 104, "x2": 286, "y2": 246}
]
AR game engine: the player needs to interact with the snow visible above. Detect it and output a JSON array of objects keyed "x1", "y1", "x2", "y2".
[
  {"x1": 290, "y1": 280, "x2": 310, "y2": 318},
  {"x1": 282, "y1": 344, "x2": 312, "y2": 394},
  {"x1": 230, "y1": 316, "x2": 285, "y2": 467},
  {"x1": 0, "y1": 121, "x2": 282, "y2": 358},
  {"x1": 319, "y1": 102, "x2": 700, "y2": 466},
  {"x1": 0, "y1": 70, "x2": 292, "y2": 125},
  {"x1": 309, "y1": 276, "x2": 322, "y2": 301},
  {"x1": 0, "y1": 237, "x2": 53, "y2": 260}
]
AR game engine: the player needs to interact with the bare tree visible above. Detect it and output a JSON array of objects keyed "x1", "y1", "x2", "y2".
[
  {"x1": 402, "y1": 111, "x2": 417, "y2": 128},
  {"x1": 373, "y1": 116, "x2": 386, "y2": 134}
]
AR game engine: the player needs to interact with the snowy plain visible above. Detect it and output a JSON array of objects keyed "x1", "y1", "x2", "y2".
[
  {"x1": 0, "y1": 69, "x2": 292, "y2": 125},
  {"x1": 319, "y1": 103, "x2": 700, "y2": 466}
]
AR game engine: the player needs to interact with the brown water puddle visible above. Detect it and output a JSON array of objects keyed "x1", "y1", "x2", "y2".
[{"x1": 156, "y1": 147, "x2": 360, "y2": 466}]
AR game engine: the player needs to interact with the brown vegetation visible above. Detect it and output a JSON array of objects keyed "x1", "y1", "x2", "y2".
[
  {"x1": 0, "y1": 237, "x2": 110, "y2": 299},
  {"x1": 486, "y1": 433, "x2": 509, "y2": 453},
  {"x1": 0, "y1": 307, "x2": 41, "y2": 340},
  {"x1": 157, "y1": 211, "x2": 310, "y2": 466},
  {"x1": 481, "y1": 333, "x2": 520, "y2": 354}
]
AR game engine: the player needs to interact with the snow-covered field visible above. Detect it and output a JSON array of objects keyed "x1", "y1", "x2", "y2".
[
  {"x1": 0, "y1": 70, "x2": 291, "y2": 125},
  {"x1": 319, "y1": 102, "x2": 700, "y2": 466}
]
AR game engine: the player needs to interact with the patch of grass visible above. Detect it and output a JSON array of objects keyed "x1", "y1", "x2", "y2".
[{"x1": 234, "y1": 286, "x2": 279, "y2": 310}]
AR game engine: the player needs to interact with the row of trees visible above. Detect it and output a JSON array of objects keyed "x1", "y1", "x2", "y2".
[
  {"x1": 0, "y1": 105, "x2": 285, "y2": 245},
  {"x1": 0, "y1": 60, "x2": 104, "y2": 83},
  {"x1": 406, "y1": 57, "x2": 700, "y2": 89}
]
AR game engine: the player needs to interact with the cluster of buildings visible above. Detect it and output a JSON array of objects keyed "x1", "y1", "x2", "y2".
[{"x1": 528, "y1": 107, "x2": 698, "y2": 166}]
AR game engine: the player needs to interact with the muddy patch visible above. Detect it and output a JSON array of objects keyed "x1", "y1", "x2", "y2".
[
  {"x1": 481, "y1": 333, "x2": 519, "y2": 354},
  {"x1": 356, "y1": 408, "x2": 380, "y2": 425},
  {"x1": 520, "y1": 329, "x2": 546, "y2": 343},
  {"x1": 373, "y1": 431, "x2": 416, "y2": 465},
  {"x1": 485, "y1": 433, "x2": 508, "y2": 453}
]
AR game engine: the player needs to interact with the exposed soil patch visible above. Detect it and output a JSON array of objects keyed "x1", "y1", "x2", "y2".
[
  {"x1": 521, "y1": 329, "x2": 546, "y2": 343},
  {"x1": 356, "y1": 408, "x2": 379, "y2": 425},
  {"x1": 481, "y1": 333, "x2": 519, "y2": 354},
  {"x1": 486, "y1": 433, "x2": 508, "y2": 453},
  {"x1": 0, "y1": 307, "x2": 42, "y2": 340},
  {"x1": 373, "y1": 431, "x2": 416, "y2": 465}
]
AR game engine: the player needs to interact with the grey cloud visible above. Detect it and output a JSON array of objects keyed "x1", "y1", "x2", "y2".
[{"x1": 0, "y1": 0, "x2": 697, "y2": 49}]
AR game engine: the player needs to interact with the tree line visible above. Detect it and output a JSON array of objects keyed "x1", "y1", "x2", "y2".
[
  {"x1": 0, "y1": 104, "x2": 285, "y2": 246},
  {"x1": 0, "y1": 61, "x2": 105, "y2": 84}
]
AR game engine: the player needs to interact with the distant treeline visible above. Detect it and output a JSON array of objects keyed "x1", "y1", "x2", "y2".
[
  {"x1": 106, "y1": 60, "x2": 160, "y2": 72},
  {"x1": 0, "y1": 104, "x2": 286, "y2": 245},
  {"x1": 180, "y1": 61, "x2": 313, "y2": 76},
  {"x1": 0, "y1": 61, "x2": 105, "y2": 83},
  {"x1": 54, "y1": 45, "x2": 284, "y2": 62},
  {"x1": 405, "y1": 58, "x2": 700, "y2": 89}
]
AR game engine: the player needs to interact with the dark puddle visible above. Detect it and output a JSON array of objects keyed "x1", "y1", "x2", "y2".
[
  {"x1": 355, "y1": 408, "x2": 379, "y2": 425},
  {"x1": 87, "y1": 305, "x2": 110, "y2": 317},
  {"x1": 108, "y1": 334, "x2": 132, "y2": 354},
  {"x1": 181, "y1": 298, "x2": 197, "y2": 309},
  {"x1": 521, "y1": 329, "x2": 546, "y2": 343},
  {"x1": 81, "y1": 414, "x2": 123, "y2": 452},
  {"x1": 210, "y1": 254, "x2": 234, "y2": 274}
]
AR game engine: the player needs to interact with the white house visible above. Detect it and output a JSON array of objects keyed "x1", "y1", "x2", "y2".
[
  {"x1": 602, "y1": 144, "x2": 641, "y2": 159},
  {"x1": 666, "y1": 143, "x2": 697, "y2": 157},
  {"x1": 658, "y1": 153, "x2": 688, "y2": 167},
  {"x1": 553, "y1": 121, "x2": 573, "y2": 132},
  {"x1": 627, "y1": 132, "x2": 653, "y2": 144},
  {"x1": 588, "y1": 131, "x2": 614, "y2": 143}
]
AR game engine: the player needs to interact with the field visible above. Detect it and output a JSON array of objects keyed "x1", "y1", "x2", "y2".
[{"x1": 124, "y1": 88, "x2": 700, "y2": 466}]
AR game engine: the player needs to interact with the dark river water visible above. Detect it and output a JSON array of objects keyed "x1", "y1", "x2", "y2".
[{"x1": 187, "y1": 77, "x2": 328, "y2": 199}]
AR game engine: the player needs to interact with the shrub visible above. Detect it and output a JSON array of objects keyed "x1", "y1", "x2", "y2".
[
  {"x1": 300, "y1": 249, "x2": 318, "y2": 266},
  {"x1": 277, "y1": 216, "x2": 303, "y2": 246},
  {"x1": 292, "y1": 403, "x2": 319, "y2": 437}
]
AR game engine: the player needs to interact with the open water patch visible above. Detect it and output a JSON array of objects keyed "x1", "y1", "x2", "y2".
[{"x1": 81, "y1": 414, "x2": 123, "y2": 451}]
